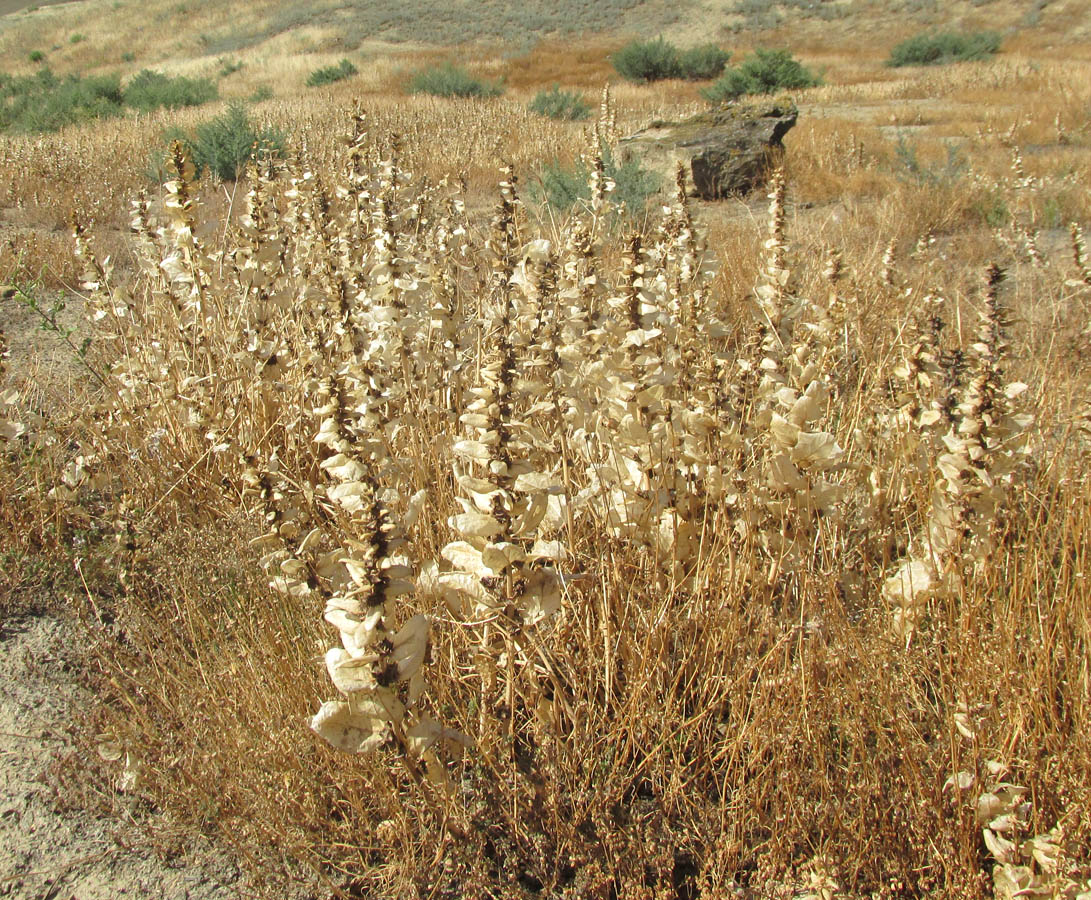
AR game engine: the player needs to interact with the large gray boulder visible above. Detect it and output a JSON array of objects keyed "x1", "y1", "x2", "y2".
[{"x1": 618, "y1": 99, "x2": 798, "y2": 200}]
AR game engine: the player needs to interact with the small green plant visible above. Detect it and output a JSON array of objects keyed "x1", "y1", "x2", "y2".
[
  {"x1": 123, "y1": 69, "x2": 218, "y2": 112},
  {"x1": 531, "y1": 147, "x2": 660, "y2": 219},
  {"x1": 701, "y1": 48, "x2": 820, "y2": 102},
  {"x1": 1041, "y1": 196, "x2": 1063, "y2": 230},
  {"x1": 528, "y1": 85, "x2": 591, "y2": 121},
  {"x1": 70, "y1": 33, "x2": 86, "y2": 44},
  {"x1": 974, "y1": 191, "x2": 1010, "y2": 227},
  {"x1": 160, "y1": 102, "x2": 286, "y2": 181},
  {"x1": 407, "y1": 62, "x2": 502, "y2": 99},
  {"x1": 248, "y1": 84, "x2": 274, "y2": 103},
  {"x1": 28, "y1": 50, "x2": 45, "y2": 63},
  {"x1": 678, "y1": 44, "x2": 731, "y2": 80},
  {"x1": 305, "y1": 58, "x2": 357, "y2": 87},
  {"x1": 217, "y1": 57, "x2": 245, "y2": 78},
  {"x1": 887, "y1": 30, "x2": 1001, "y2": 67},
  {"x1": 121, "y1": 51, "x2": 136, "y2": 63},
  {"x1": 611, "y1": 36, "x2": 681, "y2": 82}
]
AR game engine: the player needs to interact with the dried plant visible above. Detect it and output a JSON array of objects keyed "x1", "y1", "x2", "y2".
[{"x1": 2, "y1": 73, "x2": 1088, "y2": 899}]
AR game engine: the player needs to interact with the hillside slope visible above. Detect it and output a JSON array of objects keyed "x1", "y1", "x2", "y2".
[{"x1": 1, "y1": 0, "x2": 1086, "y2": 91}]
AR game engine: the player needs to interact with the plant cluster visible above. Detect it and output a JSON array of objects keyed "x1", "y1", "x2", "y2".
[
  {"x1": 0, "y1": 65, "x2": 218, "y2": 133},
  {"x1": 532, "y1": 145, "x2": 659, "y2": 218},
  {"x1": 123, "y1": 68, "x2": 218, "y2": 112},
  {"x1": 407, "y1": 62, "x2": 503, "y2": 99},
  {"x1": 156, "y1": 101, "x2": 285, "y2": 181},
  {"x1": 306, "y1": 57, "x2": 358, "y2": 87},
  {"x1": 887, "y1": 30, "x2": 1002, "y2": 67},
  {"x1": 0, "y1": 67, "x2": 123, "y2": 133},
  {"x1": 611, "y1": 36, "x2": 730, "y2": 82},
  {"x1": 701, "y1": 47, "x2": 820, "y2": 102},
  {"x1": 527, "y1": 84, "x2": 591, "y2": 121}
]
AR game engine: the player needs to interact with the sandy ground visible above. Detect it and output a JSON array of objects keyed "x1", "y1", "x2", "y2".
[{"x1": 0, "y1": 612, "x2": 252, "y2": 899}]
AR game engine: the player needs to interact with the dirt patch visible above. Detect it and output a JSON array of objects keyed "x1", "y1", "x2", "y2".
[{"x1": 0, "y1": 613, "x2": 250, "y2": 899}]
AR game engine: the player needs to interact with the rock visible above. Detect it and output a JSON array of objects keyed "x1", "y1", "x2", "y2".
[{"x1": 618, "y1": 99, "x2": 798, "y2": 200}]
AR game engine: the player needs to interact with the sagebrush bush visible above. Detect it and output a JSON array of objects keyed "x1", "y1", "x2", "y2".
[
  {"x1": 701, "y1": 48, "x2": 820, "y2": 102},
  {"x1": 532, "y1": 147, "x2": 659, "y2": 216},
  {"x1": 611, "y1": 36, "x2": 681, "y2": 81},
  {"x1": 123, "y1": 69, "x2": 218, "y2": 112},
  {"x1": 407, "y1": 62, "x2": 502, "y2": 98},
  {"x1": 887, "y1": 30, "x2": 1002, "y2": 66},
  {"x1": 613, "y1": 38, "x2": 730, "y2": 82},
  {"x1": 306, "y1": 58, "x2": 358, "y2": 87},
  {"x1": 678, "y1": 43, "x2": 731, "y2": 80},
  {"x1": 160, "y1": 102, "x2": 285, "y2": 181},
  {"x1": 0, "y1": 66, "x2": 218, "y2": 132},
  {"x1": 0, "y1": 67, "x2": 123, "y2": 133},
  {"x1": 528, "y1": 84, "x2": 591, "y2": 120}
]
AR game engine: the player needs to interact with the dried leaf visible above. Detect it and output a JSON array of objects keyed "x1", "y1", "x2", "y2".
[
  {"x1": 449, "y1": 510, "x2": 504, "y2": 540},
  {"x1": 481, "y1": 541, "x2": 526, "y2": 575},
  {"x1": 311, "y1": 699, "x2": 397, "y2": 754},
  {"x1": 441, "y1": 541, "x2": 491, "y2": 577}
]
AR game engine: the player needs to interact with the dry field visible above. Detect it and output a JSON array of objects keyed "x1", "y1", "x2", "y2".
[{"x1": 2, "y1": 1, "x2": 1091, "y2": 898}]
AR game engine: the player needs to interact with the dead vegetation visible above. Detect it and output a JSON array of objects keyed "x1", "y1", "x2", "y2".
[{"x1": 2, "y1": 8, "x2": 1091, "y2": 899}]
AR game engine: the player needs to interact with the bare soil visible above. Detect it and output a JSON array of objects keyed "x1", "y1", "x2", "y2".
[{"x1": 0, "y1": 612, "x2": 250, "y2": 899}]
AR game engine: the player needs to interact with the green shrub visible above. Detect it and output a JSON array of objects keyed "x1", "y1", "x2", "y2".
[
  {"x1": 407, "y1": 63, "x2": 502, "y2": 98},
  {"x1": 305, "y1": 58, "x2": 358, "y2": 87},
  {"x1": 611, "y1": 36, "x2": 682, "y2": 82},
  {"x1": 531, "y1": 147, "x2": 660, "y2": 219},
  {"x1": 70, "y1": 33, "x2": 86, "y2": 44},
  {"x1": 28, "y1": 50, "x2": 45, "y2": 63},
  {"x1": 0, "y1": 66, "x2": 220, "y2": 133},
  {"x1": 678, "y1": 44, "x2": 731, "y2": 80},
  {"x1": 0, "y1": 67, "x2": 123, "y2": 133},
  {"x1": 612, "y1": 38, "x2": 729, "y2": 83},
  {"x1": 123, "y1": 69, "x2": 218, "y2": 112},
  {"x1": 162, "y1": 102, "x2": 286, "y2": 181},
  {"x1": 248, "y1": 84, "x2": 274, "y2": 103},
  {"x1": 701, "y1": 48, "x2": 820, "y2": 102},
  {"x1": 121, "y1": 51, "x2": 136, "y2": 63},
  {"x1": 0, "y1": 64, "x2": 226, "y2": 134},
  {"x1": 886, "y1": 30, "x2": 1002, "y2": 67},
  {"x1": 528, "y1": 85, "x2": 591, "y2": 120}
]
